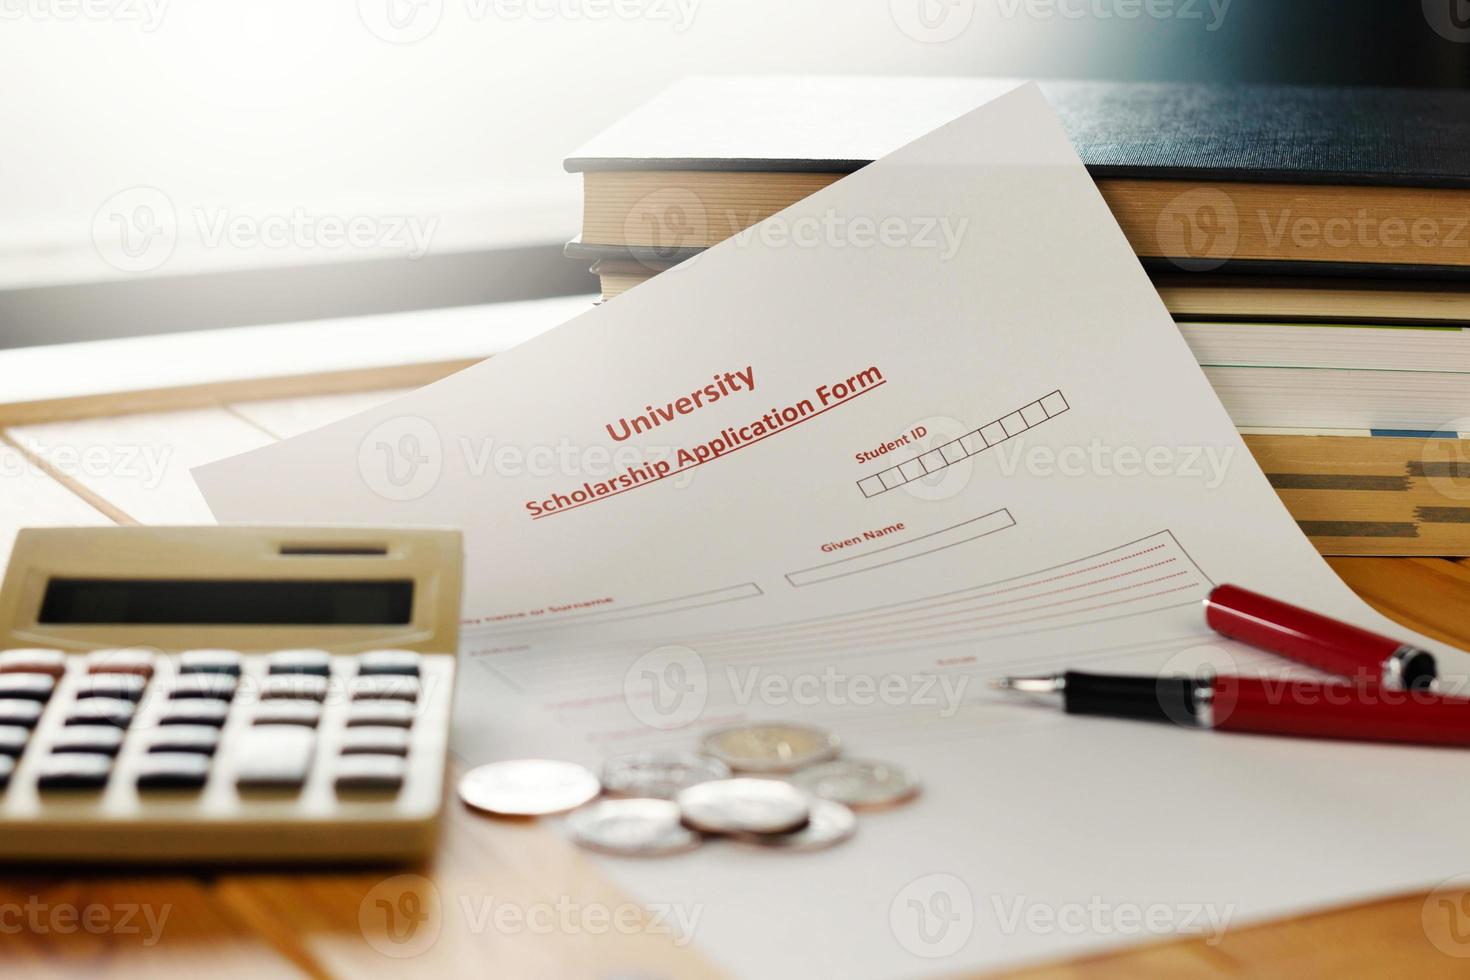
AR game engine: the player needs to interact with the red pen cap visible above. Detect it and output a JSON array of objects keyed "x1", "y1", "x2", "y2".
[
  {"x1": 1204, "y1": 584, "x2": 1437, "y2": 690},
  {"x1": 1209, "y1": 675, "x2": 1470, "y2": 747}
]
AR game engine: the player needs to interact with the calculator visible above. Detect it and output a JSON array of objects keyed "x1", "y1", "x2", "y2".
[{"x1": 0, "y1": 525, "x2": 462, "y2": 863}]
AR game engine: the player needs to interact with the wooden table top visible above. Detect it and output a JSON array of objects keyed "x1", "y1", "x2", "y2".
[{"x1": 3, "y1": 385, "x2": 1470, "y2": 979}]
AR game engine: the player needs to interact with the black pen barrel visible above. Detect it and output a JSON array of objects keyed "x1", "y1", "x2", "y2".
[{"x1": 1062, "y1": 671, "x2": 1199, "y2": 726}]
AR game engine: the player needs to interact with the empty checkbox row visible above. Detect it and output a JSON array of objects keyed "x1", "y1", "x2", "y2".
[{"x1": 855, "y1": 392, "x2": 1070, "y2": 498}]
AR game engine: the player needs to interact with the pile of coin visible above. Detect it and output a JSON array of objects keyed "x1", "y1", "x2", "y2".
[{"x1": 458, "y1": 722, "x2": 920, "y2": 857}]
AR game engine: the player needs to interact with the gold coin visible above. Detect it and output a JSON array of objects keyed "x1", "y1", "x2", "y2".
[{"x1": 699, "y1": 723, "x2": 841, "y2": 773}]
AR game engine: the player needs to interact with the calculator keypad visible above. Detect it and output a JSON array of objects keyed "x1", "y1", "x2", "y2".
[
  {"x1": 350, "y1": 676, "x2": 420, "y2": 702},
  {"x1": 266, "y1": 650, "x2": 332, "y2": 676},
  {"x1": 170, "y1": 674, "x2": 239, "y2": 699},
  {"x1": 75, "y1": 674, "x2": 146, "y2": 701},
  {"x1": 356, "y1": 650, "x2": 421, "y2": 676},
  {"x1": 260, "y1": 675, "x2": 329, "y2": 702},
  {"x1": 65, "y1": 698, "x2": 136, "y2": 727},
  {"x1": 145, "y1": 725, "x2": 220, "y2": 755},
  {"x1": 0, "y1": 648, "x2": 439, "y2": 809},
  {"x1": 85, "y1": 648, "x2": 156, "y2": 678},
  {"x1": 236, "y1": 725, "x2": 316, "y2": 789},
  {"x1": 0, "y1": 649, "x2": 66, "y2": 677},
  {"x1": 159, "y1": 699, "x2": 231, "y2": 727},
  {"x1": 345, "y1": 701, "x2": 416, "y2": 728},
  {"x1": 51, "y1": 726, "x2": 126, "y2": 756},
  {"x1": 137, "y1": 753, "x2": 211, "y2": 790},
  {"x1": 252, "y1": 700, "x2": 323, "y2": 728},
  {"x1": 0, "y1": 727, "x2": 30, "y2": 756},
  {"x1": 0, "y1": 674, "x2": 56, "y2": 701},
  {"x1": 0, "y1": 700, "x2": 44, "y2": 728},
  {"x1": 340, "y1": 726, "x2": 411, "y2": 756},
  {"x1": 335, "y1": 754, "x2": 406, "y2": 791},
  {"x1": 178, "y1": 649, "x2": 243, "y2": 676},
  {"x1": 36, "y1": 753, "x2": 113, "y2": 790}
]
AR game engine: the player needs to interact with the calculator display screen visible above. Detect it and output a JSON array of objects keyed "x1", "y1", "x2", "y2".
[{"x1": 37, "y1": 579, "x2": 414, "y2": 626}]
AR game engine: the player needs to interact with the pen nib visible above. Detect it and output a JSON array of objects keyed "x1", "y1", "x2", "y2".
[{"x1": 990, "y1": 675, "x2": 1064, "y2": 696}]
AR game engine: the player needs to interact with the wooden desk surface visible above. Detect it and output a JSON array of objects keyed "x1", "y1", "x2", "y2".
[{"x1": 4, "y1": 387, "x2": 1470, "y2": 979}]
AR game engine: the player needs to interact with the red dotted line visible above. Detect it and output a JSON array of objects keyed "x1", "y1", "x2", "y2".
[
  {"x1": 695, "y1": 547, "x2": 1176, "y2": 650},
  {"x1": 734, "y1": 580, "x2": 1201, "y2": 659},
  {"x1": 722, "y1": 571, "x2": 1193, "y2": 657}
]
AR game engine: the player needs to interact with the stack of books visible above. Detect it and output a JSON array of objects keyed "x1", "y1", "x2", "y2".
[{"x1": 564, "y1": 78, "x2": 1470, "y2": 556}]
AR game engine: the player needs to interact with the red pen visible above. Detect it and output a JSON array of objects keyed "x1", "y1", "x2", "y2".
[
  {"x1": 1203, "y1": 584, "x2": 1437, "y2": 690},
  {"x1": 992, "y1": 672, "x2": 1470, "y2": 748}
]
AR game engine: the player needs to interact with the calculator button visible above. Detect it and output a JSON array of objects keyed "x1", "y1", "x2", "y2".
[
  {"x1": 259, "y1": 675, "x2": 329, "y2": 702},
  {"x1": 251, "y1": 700, "x2": 322, "y2": 728},
  {"x1": 349, "y1": 676, "x2": 420, "y2": 702},
  {"x1": 0, "y1": 726, "x2": 31, "y2": 756},
  {"x1": 85, "y1": 648, "x2": 156, "y2": 678},
  {"x1": 340, "y1": 726, "x2": 411, "y2": 756},
  {"x1": 51, "y1": 725, "x2": 127, "y2": 756},
  {"x1": 158, "y1": 699, "x2": 230, "y2": 727},
  {"x1": 357, "y1": 650, "x2": 422, "y2": 677},
  {"x1": 0, "y1": 649, "x2": 66, "y2": 677},
  {"x1": 37, "y1": 753, "x2": 113, "y2": 790},
  {"x1": 345, "y1": 701, "x2": 415, "y2": 728},
  {"x1": 136, "y1": 753, "x2": 211, "y2": 790},
  {"x1": 236, "y1": 726, "x2": 316, "y2": 789},
  {"x1": 0, "y1": 673, "x2": 55, "y2": 701},
  {"x1": 145, "y1": 725, "x2": 220, "y2": 755},
  {"x1": 334, "y1": 754, "x2": 406, "y2": 792},
  {"x1": 266, "y1": 650, "x2": 331, "y2": 676},
  {"x1": 0, "y1": 700, "x2": 44, "y2": 729},
  {"x1": 0, "y1": 755, "x2": 13, "y2": 788},
  {"x1": 66, "y1": 698, "x2": 136, "y2": 728},
  {"x1": 178, "y1": 649, "x2": 243, "y2": 676},
  {"x1": 170, "y1": 674, "x2": 238, "y2": 700},
  {"x1": 75, "y1": 674, "x2": 146, "y2": 702}
]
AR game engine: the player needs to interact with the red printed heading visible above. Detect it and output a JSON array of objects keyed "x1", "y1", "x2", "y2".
[
  {"x1": 604, "y1": 367, "x2": 757, "y2": 442},
  {"x1": 527, "y1": 365, "x2": 885, "y2": 518}
]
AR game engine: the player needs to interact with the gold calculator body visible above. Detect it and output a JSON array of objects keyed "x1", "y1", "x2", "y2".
[{"x1": 0, "y1": 526, "x2": 463, "y2": 863}]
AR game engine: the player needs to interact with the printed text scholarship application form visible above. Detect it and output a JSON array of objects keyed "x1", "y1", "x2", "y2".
[{"x1": 196, "y1": 85, "x2": 1470, "y2": 978}]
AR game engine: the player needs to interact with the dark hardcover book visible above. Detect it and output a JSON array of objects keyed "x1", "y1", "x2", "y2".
[
  {"x1": 567, "y1": 78, "x2": 1470, "y2": 275},
  {"x1": 563, "y1": 239, "x2": 1470, "y2": 283},
  {"x1": 566, "y1": 76, "x2": 1470, "y2": 188}
]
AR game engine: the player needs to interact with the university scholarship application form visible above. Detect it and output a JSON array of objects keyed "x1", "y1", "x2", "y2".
[{"x1": 195, "y1": 85, "x2": 1470, "y2": 978}]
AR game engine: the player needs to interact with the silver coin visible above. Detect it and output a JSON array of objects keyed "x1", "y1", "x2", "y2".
[
  {"x1": 458, "y1": 759, "x2": 600, "y2": 816},
  {"x1": 601, "y1": 751, "x2": 731, "y2": 800},
  {"x1": 733, "y1": 799, "x2": 857, "y2": 852},
  {"x1": 676, "y1": 777, "x2": 812, "y2": 835},
  {"x1": 699, "y1": 723, "x2": 841, "y2": 774},
  {"x1": 791, "y1": 758, "x2": 920, "y2": 810},
  {"x1": 565, "y1": 798, "x2": 703, "y2": 856}
]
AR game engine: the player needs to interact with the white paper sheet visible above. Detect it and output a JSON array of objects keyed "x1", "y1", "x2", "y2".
[{"x1": 194, "y1": 85, "x2": 1470, "y2": 979}]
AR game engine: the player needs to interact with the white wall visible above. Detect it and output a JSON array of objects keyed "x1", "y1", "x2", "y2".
[{"x1": 0, "y1": 0, "x2": 1254, "y2": 289}]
